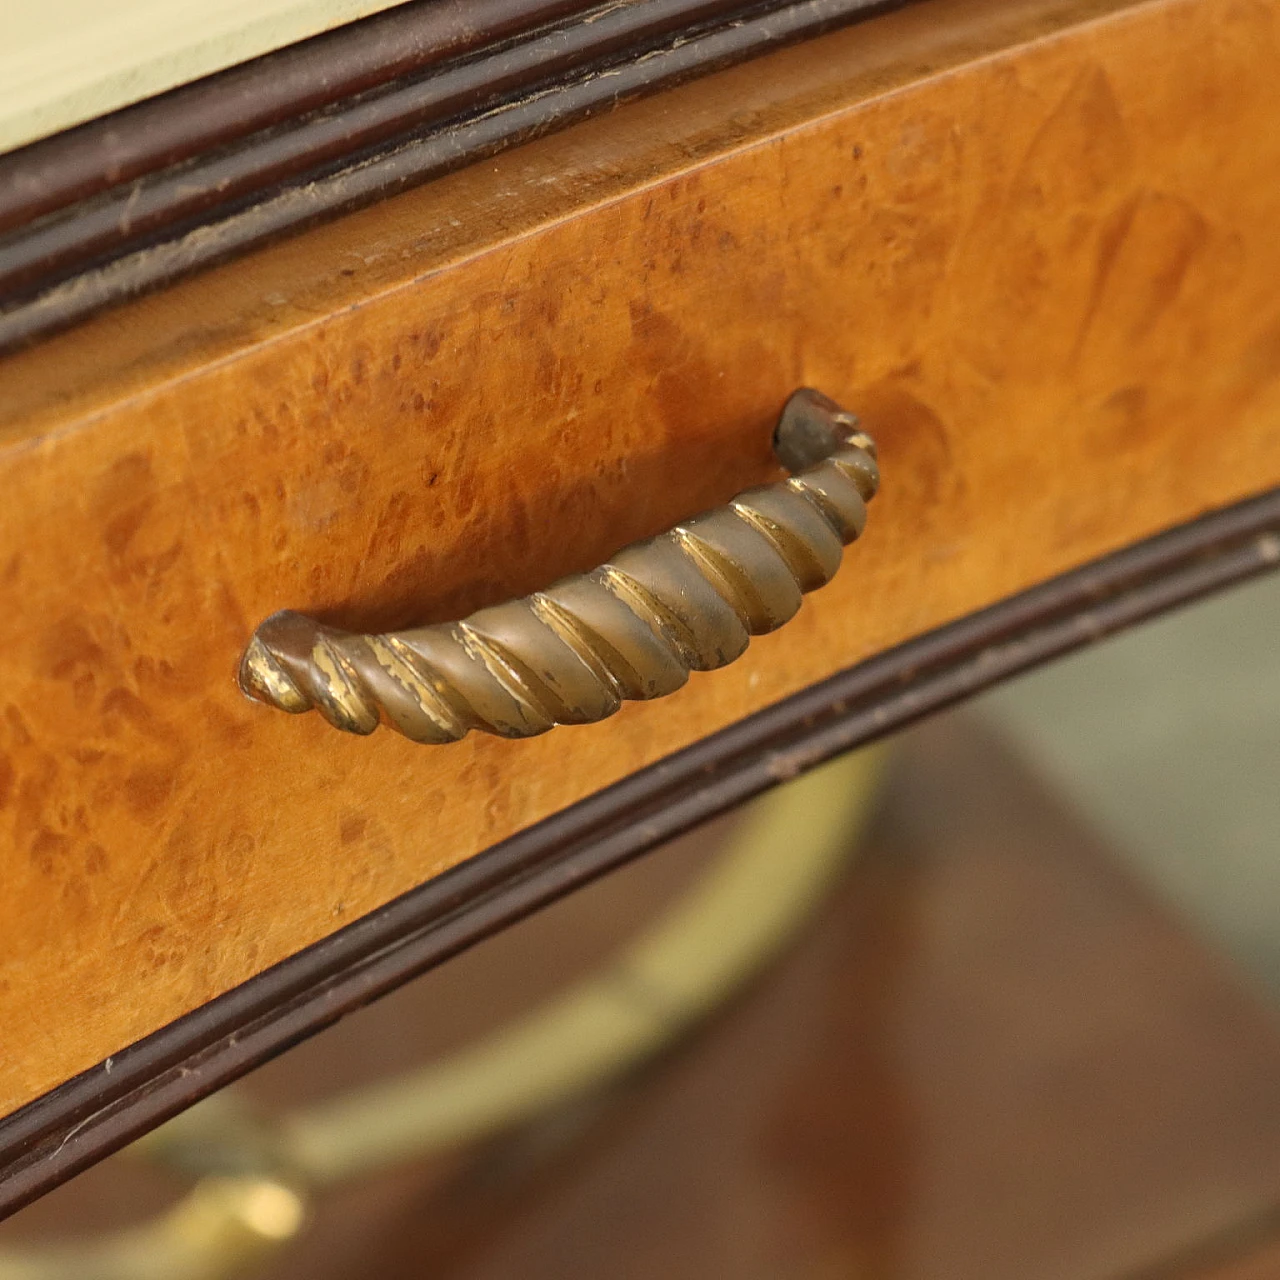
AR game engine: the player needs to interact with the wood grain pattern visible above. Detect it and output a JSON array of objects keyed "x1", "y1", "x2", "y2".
[
  {"x1": 4, "y1": 488, "x2": 1277, "y2": 1216},
  {"x1": 16, "y1": 716, "x2": 1280, "y2": 1279},
  {"x1": 1, "y1": 0, "x2": 1279, "y2": 1119}
]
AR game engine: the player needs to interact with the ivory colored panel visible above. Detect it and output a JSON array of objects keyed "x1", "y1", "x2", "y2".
[{"x1": 1, "y1": 0, "x2": 1279, "y2": 1115}]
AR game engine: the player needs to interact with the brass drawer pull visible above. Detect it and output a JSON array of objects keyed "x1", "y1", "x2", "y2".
[{"x1": 238, "y1": 389, "x2": 878, "y2": 744}]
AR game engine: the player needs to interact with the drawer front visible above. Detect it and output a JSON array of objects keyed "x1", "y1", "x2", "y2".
[{"x1": 1, "y1": 0, "x2": 1279, "y2": 1120}]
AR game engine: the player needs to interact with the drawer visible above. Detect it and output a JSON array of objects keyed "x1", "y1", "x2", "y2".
[{"x1": 2, "y1": 0, "x2": 1280, "y2": 1195}]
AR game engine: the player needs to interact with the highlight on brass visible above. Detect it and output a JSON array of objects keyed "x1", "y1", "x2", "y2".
[{"x1": 237, "y1": 388, "x2": 880, "y2": 744}]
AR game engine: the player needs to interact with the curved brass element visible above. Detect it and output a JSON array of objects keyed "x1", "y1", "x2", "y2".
[{"x1": 238, "y1": 388, "x2": 879, "y2": 742}]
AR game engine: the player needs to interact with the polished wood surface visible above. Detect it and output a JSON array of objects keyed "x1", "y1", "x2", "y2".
[
  {"x1": 11, "y1": 717, "x2": 1280, "y2": 1276},
  {"x1": 8, "y1": 493, "x2": 1279, "y2": 1215},
  {"x1": 2, "y1": 0, "x2": 1280, "y2": 1118}
]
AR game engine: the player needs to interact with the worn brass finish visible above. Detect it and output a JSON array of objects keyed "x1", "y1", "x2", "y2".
[{"x1": 238, "y1": 388, "x2": 879, "y2": 743}]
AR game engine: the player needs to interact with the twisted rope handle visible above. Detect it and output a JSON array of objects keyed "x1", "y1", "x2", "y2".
[{"x1": 238, "y1": 389, "x2": 878, "y2": 744}]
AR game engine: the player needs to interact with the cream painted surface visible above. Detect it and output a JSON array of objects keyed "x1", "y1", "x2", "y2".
[{"x1": 0, "y1": 0, "x2": 412, "y2": 155}]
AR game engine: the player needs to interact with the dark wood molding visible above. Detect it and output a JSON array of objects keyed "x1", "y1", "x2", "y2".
[
  {"x1": 0, "y1": 0, "x2": 599, "y2": 238},
  {"x1": 0, "y1": 0, "x2": 901, "y2": 355},
  {"x1": 2, "y1": 486, "x2": 1278, "y2": 1219}
]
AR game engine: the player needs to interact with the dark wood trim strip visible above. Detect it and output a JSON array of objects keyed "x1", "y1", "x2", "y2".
[
  {"x1": 2, "y1": 487, "x2": 1278, "y2": 1217},
  {"x1": 0, "y1": 0, "x2": 900, "y2": 355},
  {"x1": 0, "y1": 0, "x2": 599, "y2": 237},
  {"x1": 0, "y1": 0, "x2": 770, "y2": 298}
]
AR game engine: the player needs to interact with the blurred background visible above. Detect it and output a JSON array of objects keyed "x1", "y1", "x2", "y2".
[
  {"x1": 985, "y1": 572, "x2": 1280, "y2": 1002},
  {"x1": 3, "y1": 573, "x2": 1279, "y2": 1280}
]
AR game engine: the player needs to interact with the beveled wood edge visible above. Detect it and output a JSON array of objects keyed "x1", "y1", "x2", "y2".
[
  {"x1": 0, "y1": 0, "x2": 595, "y2": 216},
  {"x1": 0, "y1": 0, "x2": 899, "y2": 355},
  {"x1": 2, "y1": 486, "x2": 1278, "y2": 1219}
]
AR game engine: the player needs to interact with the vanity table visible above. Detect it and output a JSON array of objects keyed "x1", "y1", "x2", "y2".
[{"x1": 1, "y1": 0, "x2": 1278, "y2": 1219}]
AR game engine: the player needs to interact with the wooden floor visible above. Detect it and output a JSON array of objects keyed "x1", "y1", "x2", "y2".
[{"x1": 7, "y1": 714, "x2": 1280, "y2": 1277}]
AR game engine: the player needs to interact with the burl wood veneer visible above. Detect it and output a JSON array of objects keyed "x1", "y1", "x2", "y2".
[{"x1": 1, "y1": 0, "x2": 1278, "y2": 1113}]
